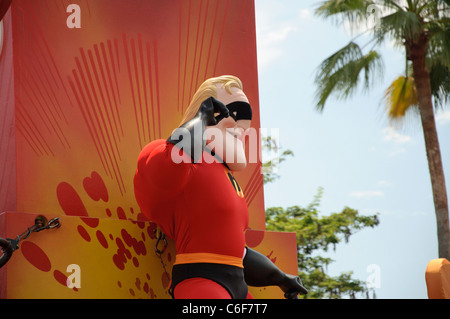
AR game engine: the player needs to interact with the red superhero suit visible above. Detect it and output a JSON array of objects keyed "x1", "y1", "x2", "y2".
[{"x1": 134, "y1": 139, "x2": 252, "y2": 298}]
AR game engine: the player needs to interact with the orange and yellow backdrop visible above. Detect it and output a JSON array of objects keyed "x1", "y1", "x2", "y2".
[{"x1": 0, "y1": 0, "x2": 298, "y2": 299}]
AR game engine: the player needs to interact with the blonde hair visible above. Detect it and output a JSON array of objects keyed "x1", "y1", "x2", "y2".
[{"x1": 180, "y1": 75, "x2": 243, "y2": 125}]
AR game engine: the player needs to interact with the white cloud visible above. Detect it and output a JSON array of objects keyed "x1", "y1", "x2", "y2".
[
  {"x1": 264, "y1": 25, "x2": 297, "y2": 45},
  {"x1": 298, "y1": 9, "x2": 312, "y2": 20},
  {"x1": 377, "y1": 180, "x2": 391, "y2": 187},
  {"x1": 349, "y1": 190, "x2": 384, "y2": 198},
  {"x1": 382, "y1": 126, "x2": 412, "y2": 144},
  {"x1": 256, "y1": 24, "x2": 297, "y2": 69},
  {"x1": 436, "y1": 110, "x2": 450, "y2": 126},
  {"x1": 255, "y1": 5, "x2": 314, "y2": 70}
]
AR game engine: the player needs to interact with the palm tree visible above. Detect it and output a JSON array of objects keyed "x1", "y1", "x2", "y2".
[{"x1": 314, "y1": 0, "x2": 450, "y2": 259}]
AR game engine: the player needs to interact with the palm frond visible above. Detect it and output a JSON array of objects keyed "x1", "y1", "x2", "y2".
[
  {"x1": 314, "y1": 42, "x2": 383, "y2": 111},
  {"x1": 384, "y1": 75, "x2": 419, "y2": 119},
  {"x1": 420, "y1": 1, "x2": 450, "y2": 108},
  {"x1": 426, "y1": 17, "x2": 450, "y2": 67},
  {"x1": 427, "y1": 0, "x2": 450, "y2": 17},
  {"x1": 379, "y1": 7, "x2": 423, "y2": 42},
  {"x1": 381, "y1": 0, "x2": 405, "y2": 11},
  {"x1": 429, "y1": 59, "x2": 450, "y2": 108},
  {"x1": 315, "y1": 0, "x2": 375, "y2": 26}
]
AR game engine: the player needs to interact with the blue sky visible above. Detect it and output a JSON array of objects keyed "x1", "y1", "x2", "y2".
[{"x1": 255, "y1": 0, "x2": 450, "y2": 299}]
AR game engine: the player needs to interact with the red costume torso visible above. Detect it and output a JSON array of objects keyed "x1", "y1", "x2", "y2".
[{"x1": 134, "y1": 139, "x2": 249, "y2": 267}]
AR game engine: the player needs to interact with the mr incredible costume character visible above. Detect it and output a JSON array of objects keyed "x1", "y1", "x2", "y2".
[{"x1": 134, "y1": 75, "x2": 307, "y2": 299}]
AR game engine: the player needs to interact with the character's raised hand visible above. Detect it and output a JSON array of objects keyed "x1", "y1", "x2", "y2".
[
  {"x1": 199, "y1": 96, "x2": 229, "y2": 126},
  {"x1": 167, "y1": 96, "x2": 230, "y2": 163}
]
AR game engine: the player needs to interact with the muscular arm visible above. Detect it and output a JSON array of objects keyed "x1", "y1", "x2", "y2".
[{"x1": 243, "y1": 247, "x2": 308, "y2": 299}]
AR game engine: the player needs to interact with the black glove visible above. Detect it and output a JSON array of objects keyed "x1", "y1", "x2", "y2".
[
  {"x1": 167, "y1": 97, "x2": 229, "y2": 163},
  {"x1": 279, "y1": 274, "x2": 308, "y2": 299},
  {"x1": 243, "y1": 247, "x2": 308, "y2": 299}
]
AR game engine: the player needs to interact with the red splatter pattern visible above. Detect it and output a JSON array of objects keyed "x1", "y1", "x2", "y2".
[
  {"x1": 116, "y1": 206, "x2": 127, "y2": 220},
  {"x1": 245, "y1": 229, "x2": 265, "y2": 248},
  {"x1": 53, "y1": 269, "x2": 78, "y2": 292},
  {"x1": 21, "y1": 241, "x2": 52, "y2": 272},
  {"x1": 96, "y1": 230, "x2": 108, "y2": 249},
  {"x1": 81, "y1": 217, "x2": 99, "y2": 228},
  {"x1": 53, "y1": 269, "x2": 68, "y2": 286},
  {"x1": 161, "y1": 272, "x2": 170, "y2": 289},
  {"x1": 267, "y1": 251, "x2": 277, "y2": 264},
  {"x1": 121, "y1": 228, "x2": 147, "y2": 256},
  {"x1": 77, "y1": 225, "x2": 91, "y2": 242},
  {"x1": 50, "y1": 171, "x2": 172, "y2": 298},
  {"x1": 83, "y1": 171, "x2": 109, "y2": 202},
  {"x1": 113, "y1": 237, "x2": 130, "y2": 270},
  {"x1": 135, "y1": 277, "x2": 141, "y2": 290},
  {"x1": 57, "y1": 182, "x2": 89, "y2": 217}
]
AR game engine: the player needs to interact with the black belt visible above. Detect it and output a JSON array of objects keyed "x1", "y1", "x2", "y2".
[{"x1": 170, "y1": 263, "x2": 248, "y2": 299}]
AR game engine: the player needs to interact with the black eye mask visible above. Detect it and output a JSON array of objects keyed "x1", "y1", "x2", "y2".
[{"x1": 215, "y1": 101, "x2": 252, "y2": 124}]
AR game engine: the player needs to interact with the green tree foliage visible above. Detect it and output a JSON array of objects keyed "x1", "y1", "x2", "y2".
[{"x1": 265, "y1": 188, "x2": 380, "y2": 298}]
